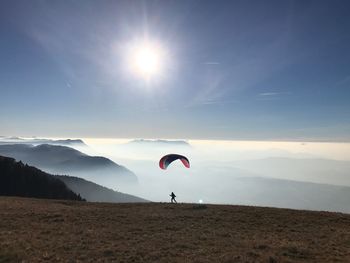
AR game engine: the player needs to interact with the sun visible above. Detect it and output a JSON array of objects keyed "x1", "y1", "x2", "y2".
[
  {"x1": 134, "y1": 46, "x2": 160, "y2": 76},
  {"x1": 128, "y1": 41, "x2": 165, "y2": 80}
]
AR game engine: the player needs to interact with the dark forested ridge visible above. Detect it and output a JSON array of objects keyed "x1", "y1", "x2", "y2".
[{"x1": 0, "y1": 156, "x2": 84, "y2": 201}]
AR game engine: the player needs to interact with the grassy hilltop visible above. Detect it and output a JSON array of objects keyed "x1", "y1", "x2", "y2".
[{"x1": 1, "y1": 197, "x2": 350, "y2": 262}]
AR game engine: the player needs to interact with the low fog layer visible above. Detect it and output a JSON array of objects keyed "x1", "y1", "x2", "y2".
[
  {"x1": 81, "y1": 139, "x2": 350, "y2": 213},
  {"x1": 2, "y1": 137, "x2": 350, "y2": 213}
]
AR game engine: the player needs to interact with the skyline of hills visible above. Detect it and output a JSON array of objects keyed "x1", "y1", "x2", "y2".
[
  {"x1": 0, "y1": 143, "x2": 137, "y2": 188},
  {"x1": 127, "y1": 139, "x2": 191, "y2": 147},
  {"x1": 0, "y1": 137, "x2": 87, "y2": 147}
]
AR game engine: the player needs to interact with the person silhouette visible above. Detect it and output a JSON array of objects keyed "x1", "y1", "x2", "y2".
[{"x1": 170, "y1": 192, "x2": 177, "y2": 203}]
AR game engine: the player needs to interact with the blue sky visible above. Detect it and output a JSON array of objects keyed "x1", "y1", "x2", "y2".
[{"x1": 1, "y1": 0, "x2": 350, "y2": 140}]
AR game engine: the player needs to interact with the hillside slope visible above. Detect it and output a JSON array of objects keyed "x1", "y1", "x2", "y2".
[
  {"x1": 0, "y1": 156, "x2": 83, "y2": 201},
  {"x1": 57, "y1": 175, "x2": 148, "y2": 203},
  {"x1": 1, "y1": 197, "x2": 350, "y2": 262}
]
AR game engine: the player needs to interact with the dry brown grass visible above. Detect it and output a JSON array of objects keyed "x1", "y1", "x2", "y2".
[{"x1": 1, "y1": 197, "x2": 350, "y2": 262}]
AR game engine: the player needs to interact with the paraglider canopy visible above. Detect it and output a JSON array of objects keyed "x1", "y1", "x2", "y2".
[{"x1": 159, "y1": 154, "x2": 190, "y2": 170}]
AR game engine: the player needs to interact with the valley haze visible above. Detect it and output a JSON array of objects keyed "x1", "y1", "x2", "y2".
[{"x1": 2, "y1": 136, "x2": 350, "y2": 213}]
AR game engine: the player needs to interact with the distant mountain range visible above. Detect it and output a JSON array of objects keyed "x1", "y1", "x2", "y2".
[
  {"x1": 0, "y1": 137, "x2": 87, "y2": 147},
  {"x1": 127, "y1": 139, "x2": 191, "y2": 147},
  {"x1": 0, "y1": 156, "x2": 83, "y2": 201},
  {"x1": 0, "y1": 144, "x2": 137, "y2": 187}
]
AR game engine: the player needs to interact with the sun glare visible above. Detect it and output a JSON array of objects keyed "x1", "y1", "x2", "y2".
[
  {"x1": 127, "y1": 41, "x2": 165, "y2": 80},
  {"x1": 135, "y1": 46, "x2": 159, "y2": 75}
]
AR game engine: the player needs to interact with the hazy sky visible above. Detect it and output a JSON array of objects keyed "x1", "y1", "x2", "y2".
[{"x1": 1, "y1": 0, "x2": 350, "y2": 140}]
